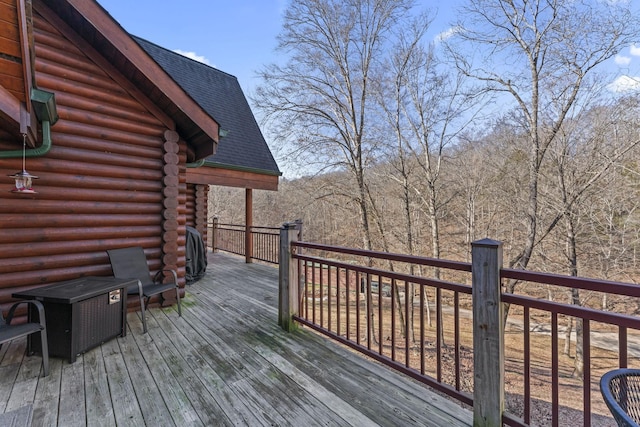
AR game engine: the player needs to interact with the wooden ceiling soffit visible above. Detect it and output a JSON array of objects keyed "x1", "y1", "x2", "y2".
[
  {"x1": 0, "y1": 86, "x2": 23, "y2": 131},
  {"x1": 186, "y1": 166, "x2": 279, "y2": 191},
  {"x1": 49, "y1": 0, "x2": 219, "y2": 156},
  {"x1": 0, "y1": 0, "x2": 36, "y2": 143},
  {"x1": 34, "y1": 1, "x2": 174, "y2": 131}
]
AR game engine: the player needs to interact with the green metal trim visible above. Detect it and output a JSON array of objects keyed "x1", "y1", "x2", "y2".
[
  {"x1": 0, "y1": 120, "x2": 52, "y2": 158},
  {"x1": 186, "y1": 158, "x2": 205, "y2": 168},
  {"x1": 0, "y1": 88, "x2": 57, "y2": 159},
  {"x1": 202, "y1": 160, "x2": 282, "y2": 176}
]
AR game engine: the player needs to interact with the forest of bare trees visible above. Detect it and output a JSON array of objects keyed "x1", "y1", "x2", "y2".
[{"x1": 210, "y1": 0, "x2": 640, "y2": 286}]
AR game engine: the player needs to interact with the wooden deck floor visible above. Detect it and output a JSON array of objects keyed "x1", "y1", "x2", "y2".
[{"x1": 0, "y1": 252, "x2": 473, "y2": 426}]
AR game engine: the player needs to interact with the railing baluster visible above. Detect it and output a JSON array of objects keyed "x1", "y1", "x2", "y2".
[
  {"x1": 524, "y1": 306, "x2": 531, "y2": 425},
  {"x1": 436, "y1": 287, "x2": 442, "y2": 383},
  {"x1": 356, "y1": 271, "x2": 361, "y2": 346},
  {"x1": 378, "y1": 274, "x2": 382, "y2": 355},
  {"x1": 346, "y1": 268, "x2": 350, "y2": 341},
  {"x1": 405, "y1": 279, "x2": 410, "y2": 368},
  {"x1": 328, "y1": 266, "x2": 332, "y2": 332},
  {"x1": 320, "y1": 263, "x2": 324, "y2": 329},
  {"x1": 312, "y1": 260, "x2": 316, "y2": 325},
  {"x1": 336, "y1": 267, "x2": 341, "y2": 337},
  {"x1": 552, "y1": 311, "x2": 559, "y2": 427},
  {"x1": 583, "y1": 319, "x2": 591, "y2": 427},
  {"x1": 391, "y1": 277, "x2": 396, "y2": 362},
  {"x1": 365, "y1": 274, "x2": 369, "y2": 352},
  {"x1": 304, "y1": 261, "x2": 309, "y2": 321},
  {"x1": 298, "y1": 258, "x2": 303, "y2": 314},
  {"x1": 454, "y1": 291, "x2": 460, "y2": 391},
  {"x1": 620, "y1": 326, "x2": 628, "y2": 368},
  {"x1": 420, "y1": 284, "x2": 425, "y2": 375}
]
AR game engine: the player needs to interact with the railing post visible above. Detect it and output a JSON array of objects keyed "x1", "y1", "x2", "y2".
[
  {"x1": 210, "y1": 217, "x2": 218, "y2": 252},
  {"x1": 279, "y1": 222, "x2": 299, "y2": 331},
  {"x1": 294, "y1": 219, "x2": 303, "y2": 242},
  {"x1": 245, "y1": 188, "x2": 253, "y2": 264},
  {"x1": 472, "y1": 238, "x2": 504, "y2": 427}
]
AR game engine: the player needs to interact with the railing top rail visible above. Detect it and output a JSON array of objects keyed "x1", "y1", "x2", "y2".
[
  {"x1": 293, "y1": 241, "x2": 640, "y2": 297},
  {"x1": 212, "y1": 223, "x2": 244, "y2": 229},
  {"x1": 213, "y1": 223, "x2": 281, "y2": 231},
  {"x1": 502, "y1": 268, "x2": 640, "y2": 297},
  {"x1": 295, "y1": 253, "x2": 472, "y2": 294},
  {"x1": 252, "y1": 229, "x2": 281, "y2": 235},
  {"x1": 503, "y1": 292, "x2": 640, "y2": 327},
  {"x1": 293, "y1": 241, "x2": 472, "y2": 273}
]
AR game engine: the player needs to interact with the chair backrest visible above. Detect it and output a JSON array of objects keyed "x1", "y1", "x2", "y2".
[
  {"x1": 601, "y1": 369, "x2": 640, "y2": 427},
  {"x1": 107, "y1": 247, "x2": 153, "y2": 285}
]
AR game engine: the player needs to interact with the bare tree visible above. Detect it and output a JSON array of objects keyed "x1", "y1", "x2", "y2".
[
  {"x1": 448, "y1": 0, "x2": 640, "y2": 304},
  {"x1": 254, "y1": 0, "x2": 416, "y2": 254},
  {"x1": 395, "y1": 19, "x2": 484, "y2": 347},
  {"x1": 546, "y1": 98, "x2": 640, "y2": 376},
  {"x1": 371, "y1": 11, "x2": 435, "y2": 343}
]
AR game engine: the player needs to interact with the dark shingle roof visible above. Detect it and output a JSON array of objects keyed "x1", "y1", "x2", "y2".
[{"x1": 133, "y1": 36, "x2": 280, "y2": 176}]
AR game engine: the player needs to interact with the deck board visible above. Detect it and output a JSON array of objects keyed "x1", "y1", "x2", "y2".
[
  {"x1": 0, "y1": 252, "x2": 473, "y2": 426},
  {"x1": 82, "y1": 348, "x2": 115, "y2": 426}
]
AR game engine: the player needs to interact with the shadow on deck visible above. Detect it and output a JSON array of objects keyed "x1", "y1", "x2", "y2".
[{"x1": 0, "y1": 252, "x2": 472, "y2": 426}]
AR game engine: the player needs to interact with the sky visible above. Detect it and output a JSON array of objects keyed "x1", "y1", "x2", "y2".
[
  {"x1": 95, "y1": 0, "x2": 463, "y2": 97},
  {"x1": 96, "y1": 0, "x2": 287, "y2": 97},
  {"x1": 95, "y1": 0, "x2": 640, "y2": 178},
  {"x1": 97, "y1": 0, "x2": 640, "y2": 97}
]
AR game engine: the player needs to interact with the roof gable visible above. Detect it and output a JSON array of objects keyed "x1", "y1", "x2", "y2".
[
  {"x1": 133, "y1": 37, "x2": 281, "y2": 177},
  {"x1": 38, "y1": 0, "x2": 219, "y2": 159}
]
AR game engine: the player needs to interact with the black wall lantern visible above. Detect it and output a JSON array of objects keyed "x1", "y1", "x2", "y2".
[{"x1": 8, "y1": 88, "x2": 58, "y2": 194}]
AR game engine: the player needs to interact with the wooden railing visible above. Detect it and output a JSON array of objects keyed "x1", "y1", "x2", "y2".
[
  {"x1": 210, "y1": 221, "x2": 283, "y2": 264},
  {"x1": 277, "y1": 225, "x2": 640, "y2": 427}
]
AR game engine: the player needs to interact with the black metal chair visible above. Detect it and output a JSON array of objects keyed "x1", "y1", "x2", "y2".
[
  {"x1": 107, "y1": 247, "x2": 181, "y2": 333},
  {"x1": 0, "y1": 300, "x2": 49, "y2": 377},
  {"x1": 601, "y1": 368, "x2": 640, "y2": 427}
]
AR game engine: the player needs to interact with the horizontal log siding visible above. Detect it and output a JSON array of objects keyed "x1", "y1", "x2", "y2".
[
  {"x1": 0, "y1": 10, "x2": 183, "y2": 310},
  {"x1": 185, "y1": 183, "x2": 209, "y2": 245},
  {"x1": 195, "y1": 185, "x2": 209, "y2": 238},
  {"x1": 186, "y1": 184, "x2": 195, "y2": 228}
]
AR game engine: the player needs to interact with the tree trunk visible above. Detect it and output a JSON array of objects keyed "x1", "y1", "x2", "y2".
[
  {"x1": 426, "y1": 179, "x2": 445, "y2": 347},
  {"x1": 564, "y1": 316, "x2": 572, "y2": 356},
  {"x1": 566, "y1": 215, "x2": 584, "y2": 378}
]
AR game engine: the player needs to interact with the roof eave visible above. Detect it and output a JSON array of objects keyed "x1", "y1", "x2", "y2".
[
  {"x1": 45, "y1": 0, "x2": 219, "y2": 158},
  {"x1": 204, "y1": 161, "x2": 283, "y2": 177}
]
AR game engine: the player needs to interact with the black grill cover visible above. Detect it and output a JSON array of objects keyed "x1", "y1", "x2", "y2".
[{"x1": 186, "y1": 226, "x2": 207, "y2": 284}]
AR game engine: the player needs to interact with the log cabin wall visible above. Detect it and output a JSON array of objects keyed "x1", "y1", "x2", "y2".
[
  {"x1": 0, "y1": 6, "x2": 188, "y2": 311},
  {"x1": 186, "y1": 183, "x2": 209, "y2": 242}
]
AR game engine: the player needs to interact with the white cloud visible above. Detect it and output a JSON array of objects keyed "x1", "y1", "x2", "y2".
[
  {"x1": 607, "y1": 75, "x2": 640, "y2": 93},
  {"x1": 615, "y1": 54, "x2": 632, "y2": 66},
  {"x1": 435, "y1": 26, "x2": 462, "y2": 44},
  {"x1": 173, "y1": 49, "x2": 212, "y2": 65},
  {"x1": 630, "y1": 44, "x2": 640, "y2": 57}
]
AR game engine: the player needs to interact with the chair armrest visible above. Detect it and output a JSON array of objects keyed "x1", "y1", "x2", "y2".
[
  {"x1": 6, "y1": 300, "x2": 47, "y2": 329},
  {"x1": 153, "y1": 269, "x2": 178, "y2": 285}
]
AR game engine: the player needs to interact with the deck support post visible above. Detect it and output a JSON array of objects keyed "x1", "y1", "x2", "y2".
[
  {"x1": 471, "y1": 238, "x2": 504, "y2": 427},
  {"x1": 279, "y1": 222, "x2": 299, "y2": 331},
  {"x1": 245, "y1": 188, "x2": 253, "y2": 263},
  {"x1": 210, "y1": 217, "x2": 218, "y2": 252}
]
